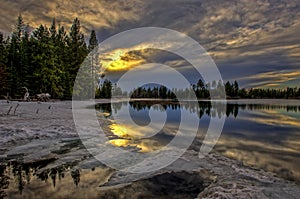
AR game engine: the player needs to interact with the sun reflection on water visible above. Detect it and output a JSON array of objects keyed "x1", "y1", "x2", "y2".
[
  {"x1": 108, "y1": 123, "x2": 163, "y2": 152},
  {"x1": 109, "y1": 123, "x2": 131, "y2": 138},
  {"x1": 108, "y1": 139, "x2": 158, "y2": 153}
]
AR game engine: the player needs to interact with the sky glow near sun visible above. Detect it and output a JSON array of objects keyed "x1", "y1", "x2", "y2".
[{"x1": 99, "y1": 47, "x2": 147, "y2": 72}]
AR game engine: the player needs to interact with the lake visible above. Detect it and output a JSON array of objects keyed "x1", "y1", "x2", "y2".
[
  {"x1": 1, "y1": 99, "x2": 300, "y2": 198},
  {"x1": 95, "y1": 99, "x2": 300, "y2": 181}
]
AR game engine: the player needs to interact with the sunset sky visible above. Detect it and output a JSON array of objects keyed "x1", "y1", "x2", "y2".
[{"x1": 1, "y1": 0, "x2": 300, "y2": 88}]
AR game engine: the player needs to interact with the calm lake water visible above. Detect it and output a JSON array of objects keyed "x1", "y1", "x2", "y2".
[
  {"x1": 96, "y1": 100, "x2": 300, "y2": 181},
  {"x1": 1, "y1": 100, "x2": 300, "y2": 198}
]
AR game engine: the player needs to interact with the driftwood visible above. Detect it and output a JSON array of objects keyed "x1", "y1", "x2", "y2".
[
  {"x1": 23, "y1": 87, "x2": 30, "y2": 102},
  {"x1": 13, "y1": 104, "x2": 19, "y2": 115},
  {"x1": 7, "y1": 106, "x2": 12, "y2": 115},
  {"x1": 6, "y1": 104, "x2": 19, "y2": 115},
  {"x1": 36, "y1": 93, "x2": 51, "y2": 102},
  {"x1": 3, "y1": 92, "x2": 10, "y2": 103}
]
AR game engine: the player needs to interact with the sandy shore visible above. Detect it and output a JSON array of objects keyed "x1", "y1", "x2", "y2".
[{"x1": 1, "y1": 100, "x2": 300, "y2": 198}]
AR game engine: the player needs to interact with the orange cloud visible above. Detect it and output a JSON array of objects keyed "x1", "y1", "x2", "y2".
[{"x1": 99, "y1": 49, "x2": 146, "y2": 72}]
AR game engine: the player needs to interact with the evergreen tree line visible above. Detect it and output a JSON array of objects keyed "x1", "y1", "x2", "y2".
[
  {"x1": 224, "y1": 80, "x2": 300, "y2": 99},
  {"x1": 99, "y1": 79, "x2": 300, "y2": 99},
  {"x1": 0, "y1": 15, "x2": 98, "y2": 99}
]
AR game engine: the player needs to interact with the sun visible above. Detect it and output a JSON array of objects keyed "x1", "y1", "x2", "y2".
[{"x1": 100, "y1": 49, "x2": 145, "y2": 71}]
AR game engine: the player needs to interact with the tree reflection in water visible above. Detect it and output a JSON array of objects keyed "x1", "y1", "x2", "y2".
[
  {"x1": 0, "y1": 159, "x2": 83, "y2": 197},
  {"x1": 71, "y1": 169, "x2": 80, "y2": 186},
  {"x1": 0, "y1": 164, "x2": 10, "y2": 198},
  {"x1": 96, "y1": 101, "x2": 300, "y2": 119}
]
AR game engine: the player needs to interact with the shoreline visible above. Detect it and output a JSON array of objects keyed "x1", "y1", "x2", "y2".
[{"x1": 1, "y1": 100, "x2": 300, "y2": 198}]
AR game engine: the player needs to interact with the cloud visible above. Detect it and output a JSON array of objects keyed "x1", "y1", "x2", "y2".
[
  {"x1": 240, "y1": 70, "x2": 300, "y2": 88},
  {"x1": 1, "y1": 0, "x2": 300, "y2": 88},
  {"x1": 100, "y1": 49, "x2": 147, "y2": 72},
  {"x1": 0, "y1": 0, "x2": 144, "y2": 33}
]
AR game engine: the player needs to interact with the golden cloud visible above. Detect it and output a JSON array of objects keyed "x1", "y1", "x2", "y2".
[
  {"x1": 241, "y1": 70, "x2": 300, "y2": 88},
  {"x1": 99, "y1": 48, "x2": 147, "y2": 72},
  {"x1": 0, "y1": 0, "x2": 144, "y2": 34}
]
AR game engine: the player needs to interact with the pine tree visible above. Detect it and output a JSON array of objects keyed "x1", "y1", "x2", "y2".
[
  {"x1": 88, "y1": 30, "x2": 98, "y2": 52},
  {"x1": 0, "y1": 32, "x2": 9, "y2": 97},
  {"x1": 97, "y1": 79, "x2": 112, "y2": 98},
  {"x1": 30, "y1": 22, "x2": 65, "y2": 98},
  {"x1": 65, "y1": 18, "x2": 88, "y2": 98},
  {"x1": 48, "y1": 20, "x2": 64, "y2": 98},
  {"x1": 225, "y1": 81, "x2": 233, "y2": 97},
  {"x1": 233, "y1": 80, "x2": 239, "y2": 97},
  {"x1": 30, "y1": 24, "x2": 50, "y2": 94},
  {"x1": 20, "y1": 31, "x2": 31, "y2": 90},
  {"x1": 7, "y1": 14, "x2": 27, "y2": 97},
  {"x1": 56, "y1": 25, "x2": 69, "y2": 98},
  {"x1": 49, "y1": 18, "x2": 57, "y2": 42}
]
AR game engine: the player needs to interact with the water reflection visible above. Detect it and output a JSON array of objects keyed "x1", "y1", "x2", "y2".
[
  {"x1": 2, "y1": 100, "x2": 300, "y2": 197},
  {"x1": 106, "y1": 122, "x2": 173, "y2": 152},
  {"x1": 96, "y1": 100, "x2": 300, "y2": 181},
  {"x1": 96, "y1": 100, "x2": 241, "y2": 119},
  {"x1": 0, "y1": 159, "x2": 80, "y2": 193},
  {"x1": 1, "y1": 159, "x2": 112, "y2": 198},
  {"x1": 247, "y1": 109, "x2": 300, "y2": 128},
  {"x1": 0, "y1": 164, "x2": 9, "y2": 198},
  {"x1": 96, "y1": 101, "x2": 300, "y2": 127}
]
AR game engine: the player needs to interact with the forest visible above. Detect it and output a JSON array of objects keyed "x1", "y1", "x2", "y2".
[
  {"x1": 0, "y1": 15, "x2": 98, "y2": 99},
  {"x1": 0, "y1": 16, "x2": 299, "y2": 100}
]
